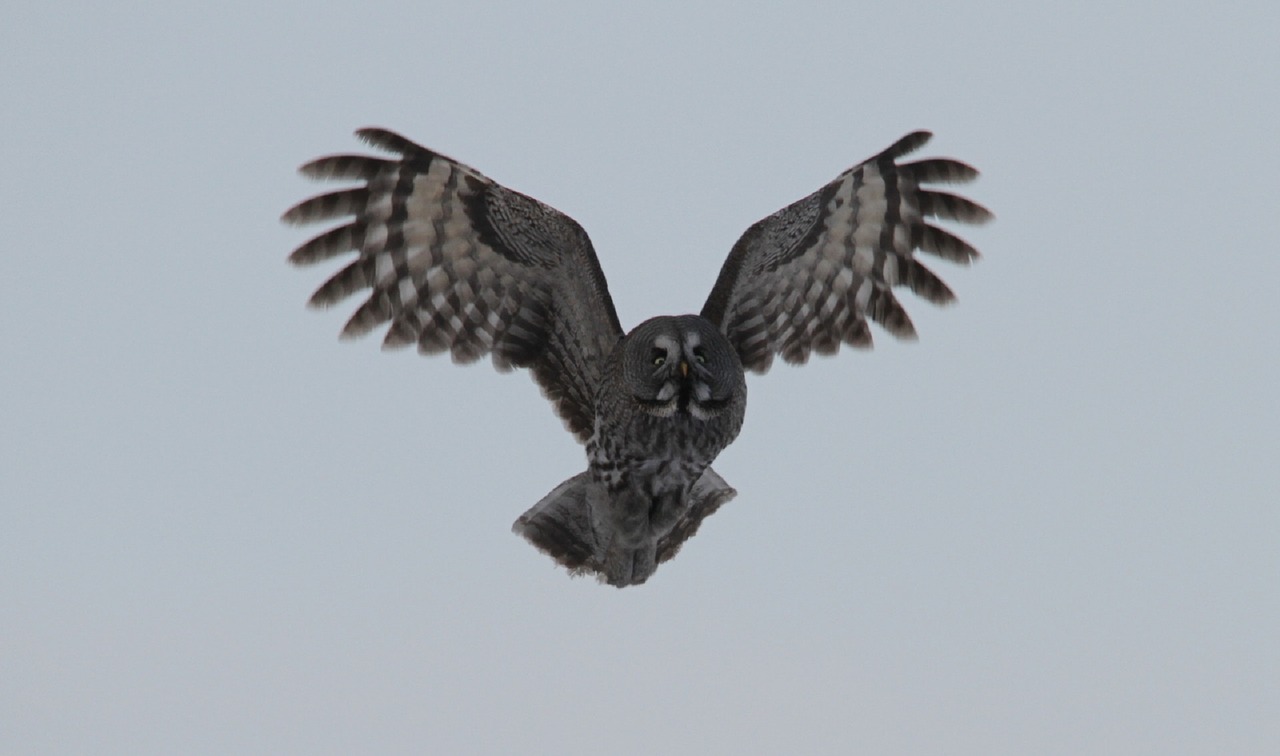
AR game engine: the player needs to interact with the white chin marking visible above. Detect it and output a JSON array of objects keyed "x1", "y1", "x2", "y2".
[{"x1": 688, "y1": 402, "x2": 715, "y2": 421}]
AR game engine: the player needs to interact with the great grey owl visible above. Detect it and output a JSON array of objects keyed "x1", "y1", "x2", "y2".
[{"x1": 282, "y1": 128, "x2": 990, "y2": 587}]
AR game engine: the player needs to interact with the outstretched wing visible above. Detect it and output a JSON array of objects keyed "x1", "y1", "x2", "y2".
[
  {"x1": 282, "y1": 129, "x2": 623, "y2": 442},
  {"x1": 701, "y1": 131, "x2": 991, "y2": 372}
]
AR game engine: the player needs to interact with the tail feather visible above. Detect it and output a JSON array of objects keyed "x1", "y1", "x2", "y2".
[
  {"x1": 656, "y1": 470, "x2": 737, "y2": 564},
  {"x1": 510, "y1": 473, "x2": 601, "y2": 576},
  {"x1": 512, "y1": 469, "x2": 737, "y2": 587}
]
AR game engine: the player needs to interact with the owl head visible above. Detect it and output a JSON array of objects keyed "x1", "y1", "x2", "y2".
[{"x1": 622, "y1": 315, "x2": 744, "y2": 420}]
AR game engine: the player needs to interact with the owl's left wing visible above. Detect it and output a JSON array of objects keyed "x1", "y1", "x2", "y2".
[
  {"x1": 282, "y1": 129, "x2": 624, "y2": 442},
  {"x1": 701, "y1": 131, "x2": 991, "y2": 372}
]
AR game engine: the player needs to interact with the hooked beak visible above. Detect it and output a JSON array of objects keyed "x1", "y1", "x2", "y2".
[{"x1": 679, "y1": 360, "x2": 689, "y2": 378}]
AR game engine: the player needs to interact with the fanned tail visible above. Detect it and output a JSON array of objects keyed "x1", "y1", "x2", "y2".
[{"x1": 512, "y1": 469, "x2": 737, "y2": 587}]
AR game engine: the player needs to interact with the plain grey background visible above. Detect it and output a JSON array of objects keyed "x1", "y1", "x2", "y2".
[{"x1": 4, "y1": 2, "x2": 1277, "y2": 753}]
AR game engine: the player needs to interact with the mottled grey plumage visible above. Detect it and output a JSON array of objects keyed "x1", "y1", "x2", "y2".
[{"x1": 282, "y1": 128, "x2": 990, "y2": 587}]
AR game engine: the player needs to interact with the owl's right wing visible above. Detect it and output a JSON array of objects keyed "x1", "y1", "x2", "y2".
[
  {"x1": 700, "y1": 131, "x2": 991, "y2": 372},
  {"x1": 282, "y1": 129, "x2": 624, "y2": 443}
]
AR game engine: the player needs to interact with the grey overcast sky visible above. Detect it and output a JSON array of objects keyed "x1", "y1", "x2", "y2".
[{"x1": 4, "y1": 2, "x2": 1277, "y2": 753}]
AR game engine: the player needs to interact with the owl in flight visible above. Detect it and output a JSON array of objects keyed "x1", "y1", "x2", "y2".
[{"x1": 283, "y1": 128, "x2": 990, "y2": 587}]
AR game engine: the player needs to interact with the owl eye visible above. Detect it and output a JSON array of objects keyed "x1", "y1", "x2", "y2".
[
  {"x1": 650, "y1": 349, "x2": 667, "y2": 367},
  {"x1": 692, "y1": 347, "x2": 707, "y2": 364}
]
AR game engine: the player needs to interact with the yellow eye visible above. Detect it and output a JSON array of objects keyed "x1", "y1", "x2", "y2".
[
  {"x1": 693, "y1": 348, "x2": 707, "y2": 364},
  {"x1": 653, "y1": 356, "x2": 666, "y2": 366}
]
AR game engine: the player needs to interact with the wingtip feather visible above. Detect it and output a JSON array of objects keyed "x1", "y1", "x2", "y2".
[
  {"x1": 355, "y1": 127, "x2": 424, "y2": 156},
  {"x1": 882, "y1": 130, "x2": 933, "y2": 161}
]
